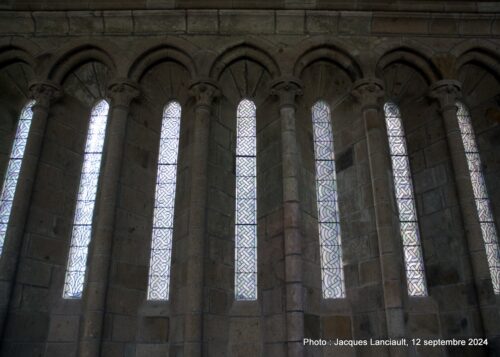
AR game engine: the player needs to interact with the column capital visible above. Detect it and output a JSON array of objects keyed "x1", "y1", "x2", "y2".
[
  {"x1": 107, "y1": 79, "x2": 141, "y2": 108},
  {"x1": 351, "y1": 78, "x2": 385, "y2": 110},
  {"x1": 189, "y1": 79, "x2": 220, "y2": 110},
  {"x1": 270, "y1": 77, "x2": 303, "y2": 109},
  {"x1": 429, "y1": 80, "x2": 462, "y2": 111},
  {"x1": 28, "y1": 81, "x2": 62, "y2": 109}
]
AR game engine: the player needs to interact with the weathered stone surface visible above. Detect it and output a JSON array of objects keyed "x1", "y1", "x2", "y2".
[
  {"x1": 0, "y1": 4, "x2": 499, "y2": 357},
  {"x1": 138, "y1": 316, "x2": 169, "y2": 342},
  {"x1": 47, "y1": 315, "x2": 80, "y2": 342},
  {"x1": 323, "y1": 315, "x2": 352, "y2": 339}
]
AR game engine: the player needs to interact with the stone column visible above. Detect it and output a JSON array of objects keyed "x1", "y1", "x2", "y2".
[
  {"x1": 78, "y1": 80, "x2": 140, "y2": 357},
  {"x1": 429, "y1": 81, "x2": 494, "y2": 316},
  {"x1": 181, "y1": 80, "x2": 219, "y2": 357},
  {"x1": 352, "y1": 79, "x2": 406, "y2": 346},
  {"x1": 271, "y1": 78, "x2": 304, "y2": 357},
  {"x1": 0, "y1": 81, "x2": 61, "y2": 338}
]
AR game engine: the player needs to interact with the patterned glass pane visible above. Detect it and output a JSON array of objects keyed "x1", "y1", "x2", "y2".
[
  {"x1": 0, "y1": 101, "x2": 35, "y2": 256},
  {"x1": 457, "y1": 102, "x2": 500, "y2": 295},
  {"x1": 312, "y1": 101, "x2": 345, "y2": 299},
  {"x1": 63, "y1": 100, "x2": 109, "y2": 299},
  {"x1": 235, "y1": 99, "x2": 257, "y2": 301},
  {"x1": 147, "y1": 102, "x2": 181, "y2": 301},
  {"x1": 384, "y1": 102, "x2": 427, "y2": 297}
]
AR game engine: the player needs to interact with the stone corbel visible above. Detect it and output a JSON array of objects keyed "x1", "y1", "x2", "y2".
[
  {"x1": 270, "y1": 77, "x2": 303, "y2": 109},
  {"x1": 189, "y1": 79, "x2": 220, "y2": 109},
  {"x1": 107, "y1": 79, "x2": 141, "y2": 108},
  {"x1": 351, "y1": 78, "x2": 385, "y2": 111},
  {"x1": 429, "y1": 79, "x2": 462, "y2": 111},
  {"x1": 29, "y1": 81, "x2": 62, "y2": 109}
]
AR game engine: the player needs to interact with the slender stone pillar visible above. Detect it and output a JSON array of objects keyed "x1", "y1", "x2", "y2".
[
  {"x1": 181, "y1": 80, "x2": 219, "y2": 357},
  {"x1": 0, "y1": 81, "x2": 61, "y2": 338},
  {"x1": 429, "y1": 81, "x2": 487, "y2": 275},
  {"x1": 78, "y1": 80, "x2": 140, "y2": 357},
  {"x1": 271, "y1": 77, "x2": 304, "y2": 357},
  {"x1": 352, "y1": 79, "x2": 406, "y2": 346},
  {"x1": 429, "y1": 80, "x2": 494, "y2": 325}
]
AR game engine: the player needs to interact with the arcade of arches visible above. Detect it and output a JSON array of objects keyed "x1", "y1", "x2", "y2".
[{"x1": 0, "y1": 1, "x2": 500, "y2": 356}]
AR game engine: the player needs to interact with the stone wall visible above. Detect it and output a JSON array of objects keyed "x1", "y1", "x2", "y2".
[
  {"x1": 0, "y1": 6, "x2": 499, "y2": 357},
  {"x1": 2, "y1": 0, "x2": 500, "y2": 12}
]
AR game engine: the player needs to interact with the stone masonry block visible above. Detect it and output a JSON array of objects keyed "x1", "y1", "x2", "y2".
[
  {"x1": 136, "y1": 344, "x2": 169, "y2": 357},
  {"x1": 338, "y1": 12, "x2": 370, "y2": 35},
  {"x1": 187, "y1": 10, "x2": 218, "y2": 33},
  {"x1": 48, "y1": 315, "x2": 79, "y2": 342},
  {"x1": 4, "y1": 312, "x2": 50, "y2": 341},
  {"x1": 112, "y1": 314, "x2": 137, "y2": 341},
  {"x1": 219, "y1": 10, "x2": 274, "y2": 34},
  {"x1": 68, "y1": 11, "x2": 104, "y2": 34},
  {"x1": 430, "y1": 16, "x2": 459, "y2": 35},
  {"x1": 493, "y1": 18, "x2": 500, "y2": 35},
  {"x1": 306, "y1": 10, "x2": 338, "y2": 33},
  {"x1": 323, "y1": 315, "x2": 352, "y2": 339},
  {"x1": 460, "y1": 17, "x2": 493, "y2": 35},
  {"x1": 0, "y1": 12, "x2": 34, "y2": 33},
  {"x1": 358, "y1": 259, "x2": 381, "y2": 285},
  {"x1": 304, "y1": 313, "x2": 320, "y2": 339},
  {"x1": 103, "y1": 10, "x2": 134, "y2": 33},
  {"x1": 138, "y1": 316, "x2": 169, "y2": 342},
  {"x1": 17, "y1": 258, "x2": 52, "y2": 287},
  {"x1": 229, "y1": 317, "x2": 260, "y2": 344},
  {"x1": 276, "y1": 10, "x2": 304, "y2": 34},
  {"x1": 111, "y1": 262, "x2": 148, "y2": 291},
  {"x1": 45, "y1": 343, "x2": 78, "y2": 357},
  {"x1": 133, "y1": 10, "x2": 186, "y2": 33},
  {"x1": 372, "y1": 15, "x2": 429, "y2": 34},
  {"x1": 21, "y1": 286, "x2": 49, "y2": 312},
  {"x1": 27, "y1": 235, "x2": 67, "y2": 265},
  {"x1": 33, "y1": 12, "x2": 69, "y2": 34}
]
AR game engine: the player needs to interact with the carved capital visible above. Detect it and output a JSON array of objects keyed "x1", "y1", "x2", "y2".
[
  {"x1": 189, "y1": 79, "x2": 220, "y2": 110},
  {"x1": 429, "y1": 80, "x2": 462, "y2": 111},
  {"x1": 352, "y1": 78, "x2": 385, "y2": 110},
  {"x1": 29, "y1": 81, "x2": 62, "y2": 109},
  {"x1": 270, "y1": 77, "x2": 303, "y2": 109},
  {"x1": 107, "y1": 79, "x2": 140, "y2": 108}
]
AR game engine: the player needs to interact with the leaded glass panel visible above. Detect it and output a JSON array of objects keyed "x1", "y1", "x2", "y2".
[
  {"x1": 312, "y1": 101, "x2": 346, "y2": 299},
  {"x1": 0, "y1": 101, "x2": 35, "y2": 256},
  {"x1": 235, "y1": 99, "x2": 257, "y2": 301},
  {"x1": 456, "y1": 102, "x2": 500, "y2": 294},
  {"x1": 63, "y1": 100, "x2": 109, "y2": 299},
  {"x1": 384, "y1": 102, "x2": 427, "y2": 297},
  {"x1": 147, "y1": 102, "x2": 181, "y2": 300}
]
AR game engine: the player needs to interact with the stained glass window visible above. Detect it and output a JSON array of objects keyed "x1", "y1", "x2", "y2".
[
  {"x1": 456, "y1": 102, "x2": 500, "y2": 294},
  {"x1": 235, "y1": 99, "x2": 257, "y2": 301},
  {"x1": 0, "y1": 100, "x2": 35, "y2": 256},
  {"x1": 147, "y1": 102, "x2": 181, "y2": 300},
  {"x1": 63, "y1": 100, "x2": 109, "y2": 299},
  {"x1": 312, "y1": 101, "x2": 346, "y2": 299},
  {"x1": 384, "y1": 102, "x2": 427, "y2": 297}
]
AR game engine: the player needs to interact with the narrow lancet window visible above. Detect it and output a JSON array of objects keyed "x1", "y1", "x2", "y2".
[
  {"x1": 147, "y1": 102, "x2": 181, "y2": 300},
  {"x1": 456, "y1": 102, "x2": 500, "y2": 294},
  {"x1": 312, "y1": 101, "x2": 346, "y2": 299},
  {"x1": 63, "y1": 100, "x2": 109, "y2": 299},
  {"x1": 0, "y1": 100, "x2": 35, "y2": 256},
  {"x1": 384, "y1": 102, "x2": 427, "y2": 297},
  {"x1": 235, "y1": 99, "x2": 257, "y2": 301}
]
